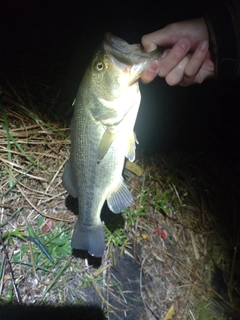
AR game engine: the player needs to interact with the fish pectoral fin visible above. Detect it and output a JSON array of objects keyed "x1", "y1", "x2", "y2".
[
  {"x1": 62, "y1": 161, "x2": 78, "y2": 198},
  {"x1": 107, "y1": 178, "x2": 133, "y2": 213},
  {"x1": 125, "y1": 131, "x2": 138, "y2": 162},
  {"x1": 98, "y1": 129, "x2": 116, "y2": 163}
]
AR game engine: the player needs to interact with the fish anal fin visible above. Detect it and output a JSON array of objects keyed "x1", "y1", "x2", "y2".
[
  {"x1": 107, "y1": 178, "x2": 133, "y2": 213},
  {"x1": 98, "y1": 129, "x2": 116, "y2": 162},
  {"x1": 62, "y1": 161, "x2": 78, "y2": 198}
]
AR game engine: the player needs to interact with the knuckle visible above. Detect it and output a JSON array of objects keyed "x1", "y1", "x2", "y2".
[
  {"x1": 159, "y1": 67, "x2": 168, "y2": 78},
  {"x1": 184, "y1": 67, "x2": 193, "y2": 78},
  {"x1": 141, "y1": 35, "x2": 147, "y2": 45}
]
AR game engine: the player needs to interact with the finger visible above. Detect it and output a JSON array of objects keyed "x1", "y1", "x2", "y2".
[
  {"x1": 184, "y1": 40, "x2": 209, "y2": 79},
  {"x1": 165, "y1": 55, "x2": 190, "y2": 86},
  {"x1": 158, "y1": 38, "x2": 191, "y2": 77},
  {"x1": 141, "y1": 25, "x2": 181, "y2": 52},
  {"x1": 140, "y1": 60, "x2": 160, "y2": 83},
  {"x1": 142, "y1": 32, "x2": 162, "y2": 52},
  {"x1": 178, "y1": 41, "x2": 209, "y2": 86}
]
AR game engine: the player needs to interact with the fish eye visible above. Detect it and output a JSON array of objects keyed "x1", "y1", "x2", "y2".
[{"x1": 96, "y1": 62, "x2": 104, "y2": 71}]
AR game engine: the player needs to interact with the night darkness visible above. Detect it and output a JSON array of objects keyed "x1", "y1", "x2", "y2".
[
  {"x1": 1, "y1": 1, "x2": 240, "y2": 156},
  {"x1": 1, "y1": 0, "x2": 240, "y2": 221},
  {"x1": 1, "y1": 0, "x2": 240, "y2": 318}
]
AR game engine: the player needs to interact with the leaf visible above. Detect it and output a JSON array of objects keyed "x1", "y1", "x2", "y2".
[
  {"x1": 163, "y1": 303, "x2": 175, "y2": 320},
  {"x1": 13, "y1": 250, "x2": 21, "y2": 262},
  {"x1": 37, "y1": 216, "x2": 45, "y2": 228},
  {"x1": 125, "y1": 160, "x2": 143, "y2": 176},
  {"x1": 153, "y1": 226, "x2": 167, "y2": 240},
  {"x1": 92, "y1": 264, "x2": 111, "y2": 278},
  {"x1": 50, "y1": 239, "x2": 65, "y2": 245},
  {"x1": 161, "y1": 230, "x2": 167, "y2": 241},
  {"x1": 27, "y1": 225, "x2": 36, "y2": 238},
  {"x1": 2, "y1": 228, "x2": 27, "y2": 241}
]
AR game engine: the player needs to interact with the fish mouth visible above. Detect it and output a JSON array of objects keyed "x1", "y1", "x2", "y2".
[
  {"x1": 104, "y1": 32, "x2": 144, "y2": 59},
  {"x1": 104, "y1": 32, "x2": 163, "y2": 64},
  {"x1": 103, "y1": 32, "x2": 164, "y2": 81}
]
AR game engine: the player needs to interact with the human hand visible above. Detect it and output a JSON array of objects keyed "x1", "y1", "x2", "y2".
[{"x1": 141, "y1": 18, "x2": 215, "y2": 86}]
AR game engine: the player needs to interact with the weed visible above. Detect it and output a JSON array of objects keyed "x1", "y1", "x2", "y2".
[{"x1": 104, "y1": 226, "x2": 131, "y2": 257}]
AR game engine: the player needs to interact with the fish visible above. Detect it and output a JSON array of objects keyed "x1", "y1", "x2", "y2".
[{"x1": 62, "y1": 32, "x2": 163, "y2": 257}]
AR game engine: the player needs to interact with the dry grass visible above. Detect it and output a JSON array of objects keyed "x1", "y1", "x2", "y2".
[
  {"x1": 128, "y1": 155, "x2": 240, "y2": 319},
  {"x1": 1, "y1": 80, "x2": 240, "y2": 319}
]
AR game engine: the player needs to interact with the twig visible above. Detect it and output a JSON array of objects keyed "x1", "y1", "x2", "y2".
[
  {"x1": 0, "y1": 228, "x2": 22, "y2": 304},
  {"x1": 189, "y1": 229, "x2": 200, "y2": 260},
  {"x1": 15, "y1": 180, "x2": 72, "y2": 222},
  {"x1": 140, "y1": 253, "x2": 160, "y2": 319},
  {"x1": 0, "y1": 207, "x2": 23, "y2": 228},
  {"x1": 45, "y1": 158, "x2": 67, "y2": 193},
  {"x1": 138, "y1": 171, "x2": 146, "y2": 210}
]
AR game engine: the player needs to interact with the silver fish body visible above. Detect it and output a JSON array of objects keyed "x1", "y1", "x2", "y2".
[{"x1": 62, "y1": 33, "x2": 163, "y2": 257}]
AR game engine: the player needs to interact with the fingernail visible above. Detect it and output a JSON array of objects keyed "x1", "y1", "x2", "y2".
[
  {"x1": 148, "y1": 61, "x2": 159, "y2": 74},
  {"x1": 179, "y1": 39, "x2": 191, "y2": 50},
  {"x1": 200, "y1": 40, "x2": 208, "y2": 50}
]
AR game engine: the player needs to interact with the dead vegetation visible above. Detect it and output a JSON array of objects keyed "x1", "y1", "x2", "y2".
[{"x1": 0, "y1": 79, "x2": 240, "y2": 320}]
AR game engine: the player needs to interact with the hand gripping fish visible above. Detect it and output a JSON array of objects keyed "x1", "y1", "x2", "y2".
[{"x1": 62, "y1": 32, "x2": 163, "y2": 257}]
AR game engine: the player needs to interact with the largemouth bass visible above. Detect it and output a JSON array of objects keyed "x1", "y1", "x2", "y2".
[{"x1": 62, "y1": 32, "x2": 163, "y2": 257}]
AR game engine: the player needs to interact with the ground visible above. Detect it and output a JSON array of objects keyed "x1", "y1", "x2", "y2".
[{"x1": 1, "y1": 82, "x2": 240, "y2": 319}]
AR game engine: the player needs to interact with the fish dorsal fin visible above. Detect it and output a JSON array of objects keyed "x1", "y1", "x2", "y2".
[
  {"x1": 97, "y1": 129, "x2": 116, "y2": 163},
  {"x1": 107, "y1": 177, "x2": 133, "y2": 213},
  {"x1": 126, "y1": 131, "x2": 138, "y2": 162}
]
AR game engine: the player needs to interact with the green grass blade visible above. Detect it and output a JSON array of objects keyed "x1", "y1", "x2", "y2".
[
  {"x1": 20, "y1": 106, "x2": 69, "y2": 139},
  {"x1": 41, "y1": 261, "x2": 71, "y2": 301}
]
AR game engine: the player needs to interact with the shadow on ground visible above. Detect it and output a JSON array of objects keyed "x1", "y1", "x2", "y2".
[{"x1": 0, "y1": 304, "x2": 105, "y2": 320}]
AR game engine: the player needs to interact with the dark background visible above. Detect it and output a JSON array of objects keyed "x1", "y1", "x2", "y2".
[
  {"x1": 0, "y1": 1, "x2": 239, "y2": 317},
  {"x1": 1, "y1": 0, "x2": 239, "y2": 158},
  {"x1": 0, "y1": 0, "x2": 239, "y2": 183}
]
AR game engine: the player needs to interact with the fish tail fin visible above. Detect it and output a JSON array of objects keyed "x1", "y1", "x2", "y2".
[{"x1": 71, "y1": 221, "x2": 105, "y2": 257}]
